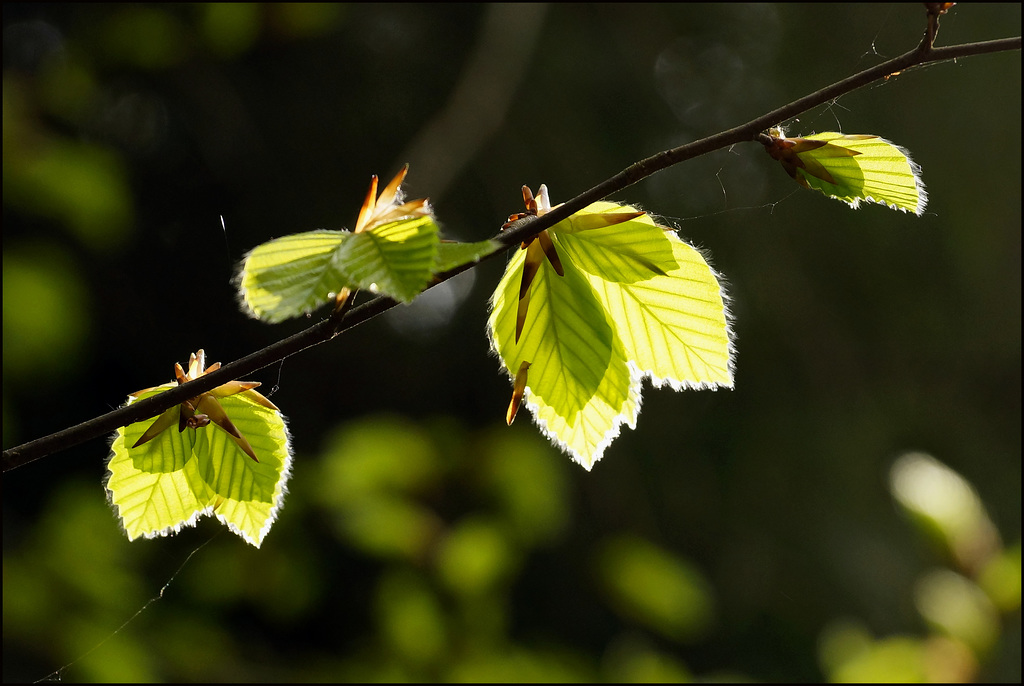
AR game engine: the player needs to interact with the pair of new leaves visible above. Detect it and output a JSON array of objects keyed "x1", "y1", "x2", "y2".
[{"x1": 107, "y1": 130, "x2": 926, "y2": 545}]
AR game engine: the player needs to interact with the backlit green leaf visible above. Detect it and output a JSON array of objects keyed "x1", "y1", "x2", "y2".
[
  {"x1": 765, "y1": 128, "x2": 926, "y2": 215},
  {"x1": 105, "y1": 355, "x2": 291, "y2": 547},
  {"x1": 237, "y1": 230, "x2": 349, "y2": 323},
  {"x1": 433, "y1": 238, "x2": 501, "y2": 274},
  {"x1": 334, "y1": 215, "x2": 440, "y2": 302},
  {"x1": 561, "y1": 206, "x2": 734, "y2": 390},
  {"x1": 489, "y1": 192, "x2": 732, "y2": 469},
  {"x1": 237, "y1": 167, "x2": 441, "y2": 321},
  {"x1": 490, "y1": 238, "x2": 637, "y2": 467}
]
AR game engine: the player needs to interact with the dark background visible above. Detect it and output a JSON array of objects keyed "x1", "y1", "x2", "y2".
[{"x1": 4, "y1": 4, "x2": 1020, "y2": 682}]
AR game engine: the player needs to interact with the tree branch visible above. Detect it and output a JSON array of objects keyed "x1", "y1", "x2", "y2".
[{"x1": 3, "y1": 34, "x2": 1019, "y2": 473}]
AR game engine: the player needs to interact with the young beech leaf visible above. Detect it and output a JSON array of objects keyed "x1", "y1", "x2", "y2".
[
  {"x1": 489, "y1": 187, "x2": 733, "y2": 470},
  {"x1": 433, "y1": 238, "x2": 502, "y2": 275},
  {"x1": 237, "y1": 165, "x2": 440, "y2": 322},
  {"x1": 764, "y1": 128, "x2": 926, "y2": 215},
  {"x1": 333, "y1": 215, "x2": 440, "y2": 302},
  {"x1": 105, "y1": 350, "x2": 292, "y2": 547}
]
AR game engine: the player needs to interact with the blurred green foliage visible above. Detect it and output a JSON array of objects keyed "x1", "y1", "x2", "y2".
[
  {"x1": 597, "y1": 535, "x2": 715, "y2": 643},
  {"x1": 3, "y1": 3, "x2": 1020, "y2": 682},
  {"x1": 3, "y1": 244, "x2": 90, "y2": 387},
  {"x1": 5, "y1": 416, "x2": 1019, "y2": 681},
  {"x1": 814, "y1": 452, "x2": 1021, "y2": 682}
]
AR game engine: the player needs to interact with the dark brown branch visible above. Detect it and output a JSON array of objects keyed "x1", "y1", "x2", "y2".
[
  {"x1": 496, "y1": 36, "x2": 1021, "y2": 249},
  {"x1": 2, "y1": 35, "x2": 1019, "y2": 473}
]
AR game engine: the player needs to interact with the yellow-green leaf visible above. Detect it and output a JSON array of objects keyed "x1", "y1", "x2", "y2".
[
  {"x1": 334, "y1": 215, "x2": 441, "y2": 302},
  {"x1": 237, "y1": 167, "x2": 441, "y2": 321},
  {"x1": 490, "y1": 240, "x2": 638, "y2": 468},
  {"x1": 765, "y1": 129, "x2": 926, "y2": 215},
  {"x1": 237, "y1": 230, "x2": 349, "y2": 323},
  {"x1": 489, "y1": 195, "x2": 733, "y2": 469},
  {"x1": 563, "y1": 206, "x2": 734, "y2": 390},
  {"x1": 105, "y1": 383, "x2": 292, "y2": 547},
  {"x1": 433, "y1": 238, "x2": 501, "y2": 274}
]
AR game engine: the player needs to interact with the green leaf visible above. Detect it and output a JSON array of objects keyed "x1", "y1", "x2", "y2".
[
  {"x1": 105, "y1": 383, "x2": 292, "y2": 547},
  {"x1": 238, "y1": 216, "x2": 441, "y2": 322},
  {"x1": 491, "y1": 236, "x2": 637, "y2": 466},
  {"x1": 765, "y1": 129, "x2": 926, "y2": 215},
  {"x1": 489, "y1": 197, "x2": 733, "y2": 469},
  {"x1": 237, "y1": 230, "x2": 349, "y2": 323},
  {"x1": 237, "y1": 167, "x2": 441, "y2": 321},
  {"x1": 334, "y1": 215, "x2": 441, "y2": 302},
  {"x1": 432, "y1": 238, "x2": 502, "y2": 274},
  {"x1": 564, "y1": 205, "x2": 734, "y2": 389}
]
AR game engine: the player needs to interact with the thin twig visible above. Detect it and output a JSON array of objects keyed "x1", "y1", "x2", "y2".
[{"x1": 2, "y1": 35, "x2": 1019, "y2": 472}]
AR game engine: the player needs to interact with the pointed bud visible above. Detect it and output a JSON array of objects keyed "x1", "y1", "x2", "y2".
[
  {"x1": 507, "y1": 361, "x2": 532, "y2": 425},
  {"x1": 132, "y1": 406, "x2": 180, "y2": 449}
]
